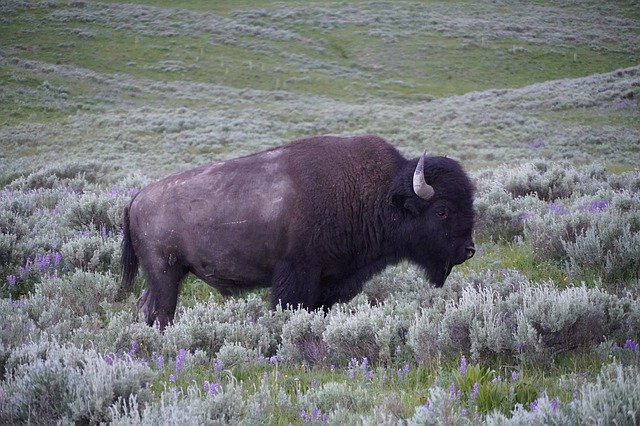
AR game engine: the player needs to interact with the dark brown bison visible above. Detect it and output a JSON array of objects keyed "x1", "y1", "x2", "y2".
[{"x1": 120, "y1": 135, "x2": 475, "y2": 329}]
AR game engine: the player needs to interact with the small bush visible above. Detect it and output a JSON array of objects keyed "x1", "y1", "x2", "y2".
[
  {"x1": 162, "y1": 294, "x2": 284, "y2": 358},
  {"x1": 323, "y1": 302, "x2": 408, "y2": 364},
  {"x1": 110, "y1": 382, "x2": 245, "y2": 425},
  {"x1": 279, "y1": 308, "x2": 329, "y2": 364},
  {"x1": 1, "y1": 340, "x2": 154, "y2": 424}
]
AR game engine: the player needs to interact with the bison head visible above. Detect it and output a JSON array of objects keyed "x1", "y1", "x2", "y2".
[{"x1": 391, "y1": 153, "x2": 475, "y2": 287}]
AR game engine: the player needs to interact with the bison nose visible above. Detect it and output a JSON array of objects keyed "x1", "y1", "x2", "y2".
[{"x1": 465, "y1": 244, "x2": 476, "y2": 259}]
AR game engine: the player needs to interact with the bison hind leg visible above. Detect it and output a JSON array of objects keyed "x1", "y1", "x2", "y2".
[
  {"x1": 271, "y1": 260, "x2": 320, "y2": 311},
  {"x1": 138, "y1": 261, "x2": 187, "y2": 331}
]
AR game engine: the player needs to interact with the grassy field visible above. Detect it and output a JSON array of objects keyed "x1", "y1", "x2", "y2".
[{"x1": 1, "y1": 0, "x2": 639, "y2": 424}]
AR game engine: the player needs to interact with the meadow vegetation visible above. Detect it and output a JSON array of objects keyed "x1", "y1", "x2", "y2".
[{"x1": 1, "y1": 0, "x2": 639, "y2": 424}]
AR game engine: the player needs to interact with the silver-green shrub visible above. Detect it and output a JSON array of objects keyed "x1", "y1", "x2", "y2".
[
  {"x1": 323, "y1": 302, "x2": 409, "y2": 364},
  {"x1": 215, "y1": 342, "x2": 259, "y2": 370},
  {"x1": 162, "y1": 294, "x2": 286, "y2": 358},
  {"x1": 279, "y1": 307, "x2": 329, "y2": 364},
  {"x1": 409, "y1": 272, "x2": 632, "y2": 364},
  {"x1": 111, "y1": 382, "x2": 245, "y2": 425},
  {"x1": 567, "y1": 363, "x2": 640, "y2": 424},
  {"x1": 298, "y1": 381, "x2": 369, "y2": 416},
  {"x1": 1, "y1": 340, "x2": 154, "y2": 424},
  {"x1": 525, "y1": 189, "x2": 640, "y2": 284},
  {"x1": 485, "y1": 363, "x2": 640, "y2": 425},
  {"x1": 0, "y1": 300, "x2": 36, "y2": 381},
  {"x1": 512, "y1": 284, "x2": 625, "y2": 362}
]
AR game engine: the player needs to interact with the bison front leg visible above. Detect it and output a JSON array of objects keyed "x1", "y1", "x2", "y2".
[{"x1": 271, "y1": 260, "x2": 321, "y2": 310}]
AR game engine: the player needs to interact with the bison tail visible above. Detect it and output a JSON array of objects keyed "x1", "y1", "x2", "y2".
[{"x1": 117, "y1": 205, "x2": 138, "y2": 301}]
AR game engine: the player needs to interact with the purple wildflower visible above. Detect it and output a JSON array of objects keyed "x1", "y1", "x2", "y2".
[
  {"x1": 511, "y1": 370, "x2": 519, "y2": 381},
  {"x1": 204, "y1": 381, "x2": 221, "y2": 397},
  {"x1": 623, "y1": 339, "x2": 639, "y2": 352},
  {"x1": 397, "y1": 362, "x2": 410, "y2": 381},
  {"x1": 175, "y1": 348, "x2": 187, "y2": 372},
  {"x1": 548, "y1": 202, "x2": 567, "y2": 215},
  {"x1": 550, "y1": 399, "x2": 559, "y2": 413},
  {"x1": 460, "y1": 409, "x2": 468, "y2": 418},
  {"x1": 53, "y1": 251, "x2": 62, "y2": 266},
  {"x1": 471, "y1": 382, "x2": 479, "y2": 401},
  {"x1": 6, "y1": 275, "x2": 17, "y2": 287},
  {"x1": 360, "y1": 357, "x2": 369, "y2": 375},
  {"x1": 169, "y1": 374, "x2": 175, "y2": 384},
  {"x1": 449, "y1": 382, "x2": 457, "y2": 399},
  {"x1": 530, "y1": 399, "x2": 539, "y2": 412},
  {"x1": 613, "y1": 99, "x2": 638, "y2": 110},
  {"x1": 586, "y1": 200, "x2": 609, "y2": 213},
  {"x1": 528, "y1": 139, "x2": 545, "y2": 149},
  {"x1": 104, "y1": 354, "x2": 116, "y2": 366},
  {"x1": 459, "y1": 355, "x2": 467, "y2": 375},
  {"x1": 129, "y1": 341, "x2": 139, "y2": 357},
  {"x1": 153, "y1": 352, "x2": 164, "y2": 369},
  {"x1": 34, "y1": 254, "x2": 50, "y2": 271},
  {"x1": 301, "y1": 406, "x2": 327, "y2": 425},
  {"x1": 213, "y1": 358, "x2": 224, "y2": 373},
  {"x1": 310, "y1": 378, "x2": 318, "y2": 389}
]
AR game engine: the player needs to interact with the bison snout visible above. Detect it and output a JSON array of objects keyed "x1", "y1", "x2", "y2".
[{"x1": 465, "y1": 244, "x2": 476, "y2": 260}]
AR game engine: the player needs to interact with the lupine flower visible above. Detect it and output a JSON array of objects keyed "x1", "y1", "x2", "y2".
[
  {"x1": 153, "y1": 352, "x2": 164, "y2": 369},
  {"x1": 397, "y1": 362, "x2": 410, "y2": 381},
  {"x1": 449, "y1": 382, "x2": 457, "y2": 399},
  {"x1": 169, "y1": 374, "x2": 175, "y2": 383},
  {"x1": 550, "y1": 399, "x2": 559, "y2": 412},
  {"x1": 548, "y1": 202, "x2": 567, "y2": 215},
  {"x1": 204, "y1": 381, "x2": 221, "y2": 396},
  {"x1": 511, "y1": 370, "x2": 519, "y2": 381},
  {"x1": 213, "y1": 358, "x2": 224, "y2": 373},
  {"x1": 175, "y1": 348, "x2": 187, "y2": 372},
  {"x1": 129, "y1": 341, "x2": 139, "y2": 357},
  {"x1": 300, "y1": 406, "x2": 327, "y2": 424},
  {"x1": 528, "y1": 139, "x2": 545, "y2": 149},
  {"x1": 470, "y1": 382, "x2": 479, "y2": 401},
  {"x1": 459, "y1": 355, "x2": 467, "y2": 375},
  {"x1": 623, "y1": 339, "x2": 639, "y2": 351},
  {"x1": 6, "y1": 275, "x2": 17, "y2": 287},
  {"x1": 586, "y1": 199, "x2": 609, "y2": 213},
  {"x1": 460, "y1": 409, "x2": 468, "y2": 418},
  {"x1": 104, "y1": 354, "x2": 116, "y2": 366},
  {"x1": 530, "y1": 399, "x2": 539, "y2": 412}
]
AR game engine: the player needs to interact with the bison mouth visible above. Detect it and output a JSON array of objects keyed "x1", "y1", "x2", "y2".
[{"x1": 425, "y1": 261, "x2": 453, "y2": 288}]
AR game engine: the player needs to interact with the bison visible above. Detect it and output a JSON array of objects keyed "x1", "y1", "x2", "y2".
[{"x1": 120, "y1": 135, "x2": 475, "y2": 329}]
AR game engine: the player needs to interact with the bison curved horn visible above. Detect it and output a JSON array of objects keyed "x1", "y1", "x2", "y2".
[{"x1": 413, "y1": 151, "x2": 435, "y2": 200}]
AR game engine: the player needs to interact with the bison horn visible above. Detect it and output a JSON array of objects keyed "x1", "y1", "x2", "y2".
[{"x1": 413, "y1": 151, "x2": 435, "y2": 200}]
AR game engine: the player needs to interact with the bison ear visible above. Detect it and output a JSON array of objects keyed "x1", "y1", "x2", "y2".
[{"x1": 391, "y1": 193, "x2": 421, "y2": 216}]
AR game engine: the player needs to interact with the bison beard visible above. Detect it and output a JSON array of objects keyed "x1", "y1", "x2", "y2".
[{"x1": 119, "y1": 135, "x2": 475, "y2": 330}]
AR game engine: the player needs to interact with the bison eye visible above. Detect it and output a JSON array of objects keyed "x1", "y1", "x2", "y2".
[{"x1": 436, "y1": 208, "x2": 449, "y2": 219}]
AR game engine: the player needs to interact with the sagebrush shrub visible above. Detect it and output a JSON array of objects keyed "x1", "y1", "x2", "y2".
[
  {"x1": 279, "y1": 308, "x2": 329, "y2": 364},
  {"x1": 162, "y1": 294, "x2": 284, "y2": 358},
  {"x1": 323, "y1": 302, "x2": 408, "y2": 364},
  {"x1": 1, "y1": 340, "x2": 154, "y2": 424},
  {"x1": 110, "y1": 382, "x2": 245, "y2": 425},
  {"x1": 298, "y1": 381, "x2": 369, "y2": 415}
]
